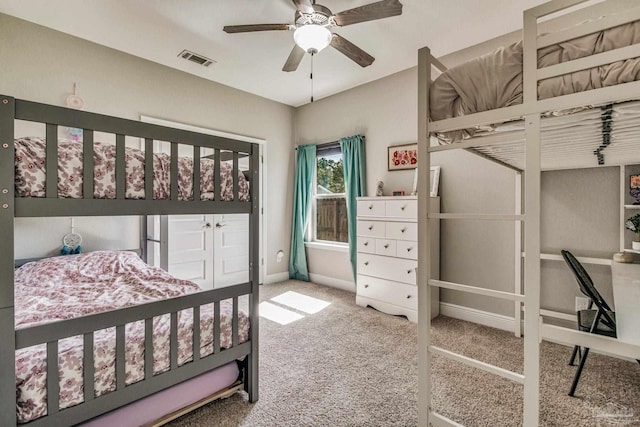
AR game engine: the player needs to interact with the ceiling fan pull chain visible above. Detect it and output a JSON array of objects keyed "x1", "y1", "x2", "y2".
[{"x1": 310, "y1": 51, "x2": 314, "y2": 103}]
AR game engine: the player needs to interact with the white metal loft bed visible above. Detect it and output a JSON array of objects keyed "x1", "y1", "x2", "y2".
[{"x1": 417, "y1": 0, "x2": 640, "y2": 426}]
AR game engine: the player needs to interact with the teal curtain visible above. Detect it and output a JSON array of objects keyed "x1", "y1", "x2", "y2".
[
  {"x1": 340, "y1": 135, "x2": 366, "y2": 282},
  {"x1": 289, "y1": 144, "x2": 317, "y2": 281}
]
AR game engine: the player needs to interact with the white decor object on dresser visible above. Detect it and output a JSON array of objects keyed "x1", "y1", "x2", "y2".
[{"x1": 356, "y1": 196, "x2": 440, "y2": 322}]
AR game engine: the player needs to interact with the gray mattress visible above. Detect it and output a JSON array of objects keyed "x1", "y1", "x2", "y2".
[{"x1": 430, "y1": 20, "x2": 640, "y2": 143}]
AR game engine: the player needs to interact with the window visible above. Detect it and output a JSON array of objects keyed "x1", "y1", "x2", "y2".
[{"x1": 313, "y1": 143, "x2": 348, "y2": 244}]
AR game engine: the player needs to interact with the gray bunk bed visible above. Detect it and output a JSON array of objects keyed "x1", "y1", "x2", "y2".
[{"x1": 0, "y1": 95, "x2": 260, "y2": 426}]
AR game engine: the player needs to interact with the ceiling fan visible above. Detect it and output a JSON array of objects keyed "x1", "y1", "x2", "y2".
[{"x1": 223, "y1": 0, "x2": 403, "y2": 72}]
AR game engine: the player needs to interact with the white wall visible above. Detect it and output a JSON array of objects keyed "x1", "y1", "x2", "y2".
[{"x1": 1, "y1": 13, "x2": 295, "y2": 278}]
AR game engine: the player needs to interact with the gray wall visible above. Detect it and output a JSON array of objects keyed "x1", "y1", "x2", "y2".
[
  {"x1": 295, "y1": 67, "x2": 421, "y2": 287},
  {"x1": 0, "y1": 14, "x2": 295, "y2": 278},
  {"x1": 540, "y1": 167, "x2": 620, "y2": 313},
  {"x1": 295, "y1": 64, "x2": 519, "y2": 314},
  {"x1": 2, "y1": 13, "x2": 625, "y2": 316},
  {"x1": 295, "y1": 31, "x2": 623, "y2": 317}
]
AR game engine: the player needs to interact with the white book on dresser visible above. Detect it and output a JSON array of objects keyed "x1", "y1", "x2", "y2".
[{"x1": 355, "y1": 196, "x2": 440, "y2": 322}]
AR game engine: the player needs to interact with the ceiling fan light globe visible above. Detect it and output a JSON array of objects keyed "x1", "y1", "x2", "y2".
[{"x1": 294, "y1": 25, "x2": 332, "y2": 53}]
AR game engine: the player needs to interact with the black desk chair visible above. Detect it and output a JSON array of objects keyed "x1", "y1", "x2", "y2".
[{"x1": 560, "y1": 250, "x2": 635, "y2": 397}]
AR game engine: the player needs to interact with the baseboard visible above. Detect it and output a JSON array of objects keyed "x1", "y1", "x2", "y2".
[
  {"x1": 309, "y1": 273, "x2": 355, "y2": 293},
  {"x1": 264, "y1": 272, "x2": 289, "y2": 285},
  {"x1": 440, "y1": 303, "x2": 635, "y2": 362},
  {"x1": 263, "y1": 272, "x2": 356, "y2": 292},
  {"x1": 439, "y1": 302, "x2": 515, "y2": 333}
]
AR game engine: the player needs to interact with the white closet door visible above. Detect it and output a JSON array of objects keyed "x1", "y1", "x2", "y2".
[
  {"x1": 167, "y1": 215, "x2": 214, "y2": 289},
  {"x1": 213, "y1": 214, "x2": 249, "y2": 287}
]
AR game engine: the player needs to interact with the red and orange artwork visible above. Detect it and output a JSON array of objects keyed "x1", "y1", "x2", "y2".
[{"x1": 388, "y1": 144, "x2": 417, "y2": 171}]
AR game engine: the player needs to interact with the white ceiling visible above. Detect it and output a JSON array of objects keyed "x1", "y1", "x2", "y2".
[{"x1": 0, "y1": 0, "x2": 547, "y2": 107}]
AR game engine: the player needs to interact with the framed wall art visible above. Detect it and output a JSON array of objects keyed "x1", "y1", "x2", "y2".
[{"x1": 388, "y1": 143, "x2": 417, "y2": 171}]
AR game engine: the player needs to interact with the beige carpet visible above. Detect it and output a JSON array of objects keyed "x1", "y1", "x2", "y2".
[{"x1": 168, "y1": 280, "x2": 640, "y2": 427}]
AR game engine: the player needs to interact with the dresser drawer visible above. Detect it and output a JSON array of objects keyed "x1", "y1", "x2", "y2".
[
  {"x1": 386, "y1": 199, "x2": 417, "y2": 219},
  {"x1": 396, "y1": 240, "x2": 418, "y2": 260},
  {"x1": 375, "y1": 239, "x2": 396, "y2": 257},
  {"x1": 357, "y1": 275, "x2": 417, "y2": 310},
  {"x1": 357, "y1": 200, "x2": 385, "y2": 217},
  {"x1": 357, "y1": 237, "x2": 376, "y2": 254},
  {"x1": 386, "y1": 221, "x2": 418, "y2": 241},
  {"x1": 357, "y1": 253, "x2": 417, "y2": 285},
  {"x1": 357, "y1": 220, "x2": 385, "y2": 238}
]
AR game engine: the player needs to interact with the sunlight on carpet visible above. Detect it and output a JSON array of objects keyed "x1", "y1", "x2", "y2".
[
  {"x1": 258, "y1": 301, "x2": 304, "y2": 325},
  {"x1": 270, "y1": 291, "x2": 331, "y2": 314},
  {"x1": 259, "y1": 291, "x2": 332, "y2": 324}
]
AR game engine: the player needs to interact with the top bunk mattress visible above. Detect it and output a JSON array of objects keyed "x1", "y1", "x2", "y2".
[
  {"x1": 15, "y1": 250, "x2": 250, "y2": 424},
  {"x1": 430, "y1": 20, "x2": 640, "y2": 143},
  {"x1": 14, "y1": 137, "x2": 250, "y2": 201}
]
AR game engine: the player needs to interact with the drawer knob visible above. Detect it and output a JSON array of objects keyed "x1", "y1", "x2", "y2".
[
  {"x1": 368, "y1": 225, "x2": 373, "y2": 231},
  {"x1": 384, "y1": 244, "x2": 389, "y2": 249},
  {"x1": 407, "y1": 270, "x2": 412, "y2": 274},
  {"x1": 364, "y1": 284, "x2": 369, "y2": 288},
  {"x1": 407, "y1": 247, "x2": 412, "y2": 252},
  {"x1": 401, "y1": 205, "x2": 406, "y2": 211},
  {"x1": 368, "y1": 204, "x2": 373, "y2": 210},
  {"x1": 406, "y1": 295, "x2": 411, "y2": 299},
  {"x1": 401, "y1": 228, "x2": 406, "y2": 233},
  {"x1": 364, "y1": 261, "x2": 369, "y2": 266},
  {"x1": 364, "y1": 241, "x2": 369, "y2": 246}
]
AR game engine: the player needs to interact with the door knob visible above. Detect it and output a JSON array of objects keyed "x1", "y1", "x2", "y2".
[
  {"x1": 203, "y1": 222, "x2": 212, "y2": 229},
  {"x1": 215, "y1": 222, "x2": 226, "y2": 228}
]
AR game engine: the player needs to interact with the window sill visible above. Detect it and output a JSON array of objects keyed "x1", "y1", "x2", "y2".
[{"x1": 305, "y1": 241, "x2": 350, "y2": 253}]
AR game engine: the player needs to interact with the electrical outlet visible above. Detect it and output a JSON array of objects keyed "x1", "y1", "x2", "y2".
[{"x1": 575, "y1": 296, "x2": 590, "y2": 312}]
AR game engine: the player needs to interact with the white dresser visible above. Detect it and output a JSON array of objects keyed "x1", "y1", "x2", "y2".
[{"x1": 355, "y1": 196, "x2": 440, "y2": 322}]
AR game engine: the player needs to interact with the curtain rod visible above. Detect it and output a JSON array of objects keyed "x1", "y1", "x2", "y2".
[{"x1": 294, "y1": 140, "x2": 338, "y2": 150}]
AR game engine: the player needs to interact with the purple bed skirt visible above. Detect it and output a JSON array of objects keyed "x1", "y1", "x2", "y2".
[{"x1": 79, "y1": 362, "x2": 240, "y2": 427}]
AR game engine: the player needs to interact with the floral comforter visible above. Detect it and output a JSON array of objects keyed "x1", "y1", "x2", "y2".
[
  {"x1": 14, "y1": 137, "x2": 250, "y2": 201},
  {"x1": 14, "y1": 251, "x2": 249, "y2": 424}
]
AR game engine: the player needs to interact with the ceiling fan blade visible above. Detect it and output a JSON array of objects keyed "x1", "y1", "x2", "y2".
[
  {"x1": 292, "y1": 0, "x2": 314, "y2": 14},
  {"x1": 330, "y1": 34, "x2": 374, "y2": 67},
  {"x1": 283, "y1": 45, "x2": 306, "y2": 72},
  {"x1": 223, "y1": 24, "x2": 292, "y2": 33},
  {"x1": 333, "y1": 0, "x2": 403, "y2": 27}
]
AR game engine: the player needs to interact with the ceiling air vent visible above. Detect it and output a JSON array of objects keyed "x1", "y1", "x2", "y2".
[{"x1": 178, "y1": 49, "x2": 216, "y2": 67}]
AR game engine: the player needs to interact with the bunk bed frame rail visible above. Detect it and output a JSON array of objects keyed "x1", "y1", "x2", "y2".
[{"x1": 0, "y1": 95, "x2": 260, "y2": 427}]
